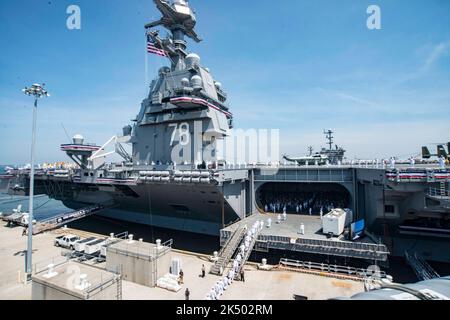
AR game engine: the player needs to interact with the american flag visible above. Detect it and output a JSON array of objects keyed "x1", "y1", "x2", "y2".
[{"x1": 147, "y1": 39, "x2": 167, "y2": 57}]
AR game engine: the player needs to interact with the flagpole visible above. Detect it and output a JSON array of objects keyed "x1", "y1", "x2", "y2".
[{"x1": 145, "y1": 33, "x2": 149, "y2": 93}]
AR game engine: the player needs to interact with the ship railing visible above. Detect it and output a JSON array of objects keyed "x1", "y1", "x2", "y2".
[
  {"x1": 426, "y1": 188, "x2": 450, "y2": 198},
  {"x1": 256, "y1": 235, "x2": 389, "y2": 259}
]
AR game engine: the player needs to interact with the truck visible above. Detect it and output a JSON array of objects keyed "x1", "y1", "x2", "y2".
[{"x1": 54, "y1": 234, "x2": 81, "y2": 249}]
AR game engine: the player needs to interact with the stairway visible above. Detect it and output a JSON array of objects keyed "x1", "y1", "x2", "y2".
[
  {"x1": 210, "y1": 227, "x2": 246, "y2": 275},
  {"x1": 405, "y1": 250, "x2": 440, "y2": 281}
]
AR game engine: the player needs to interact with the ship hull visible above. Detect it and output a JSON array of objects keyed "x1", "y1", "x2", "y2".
[{"x1": 60, "y1": 182, "x2": 241, "y2": 236}]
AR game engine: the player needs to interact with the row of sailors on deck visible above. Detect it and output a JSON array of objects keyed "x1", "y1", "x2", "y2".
[
  {"x1": 206, "y1": 221, "x2": 263, "y2": 300},
  {"x1": 261, "y1": 191, "x2": 347, "y2": 215},
  {"x1": 264, "y1": 202, "x2": 332, "y2": 217}
]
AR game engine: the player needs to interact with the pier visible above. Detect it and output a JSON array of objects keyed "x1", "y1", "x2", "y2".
[{"x1": 0, "y1": 219, "x2": 366, "y2": 300}]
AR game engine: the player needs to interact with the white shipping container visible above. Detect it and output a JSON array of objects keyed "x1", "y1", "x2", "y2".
[
  {"x1": 322, "y1": 209, "x2": 347, "y2": 236},
  {"x1": 84, "y1": 239, "x2": 107, "y2": 255},
  {"x1": 74, "y1": 237, "x2": 98, "y2": 252}
]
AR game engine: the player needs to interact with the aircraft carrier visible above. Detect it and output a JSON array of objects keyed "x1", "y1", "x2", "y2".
[{"x1": 1, "y1": 0, "x2": 450, "y2": 265}]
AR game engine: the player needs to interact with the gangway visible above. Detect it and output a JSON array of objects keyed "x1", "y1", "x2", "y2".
[
  {"x1": 405, "y1": 251, "x2": 440, "y2": 281},
  {"x1": 232, "y1": 229, "x2": 261, "y2": 280},
  {"x1": 32, "y1": 204, "x2": 107, "y2": 235},
  {"x1": 210, "y1": 226, "x2": 246, "y2": 275}
]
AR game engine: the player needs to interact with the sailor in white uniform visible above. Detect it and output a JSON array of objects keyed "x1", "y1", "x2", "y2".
[
  {"x1": 439, "y1": 156, "x2": 446, "y2": 168},
  {"x1": 222, "y1": 277, "x2": 229, "y2": 290},
  {"x1": 390, "y1": 157, "x2": 396, "y2": 169},
  {"x1": 210, "y1": 288, "x2": 217, "y2": 300},
  {"x1": 300, "y1": 223, "x2": 305, "y2": 235},
  {"x1": 216, "y1": 282, "x2": 223, "y2": 296},
  {"x1": 228, "y1": 270, "x2": 235, "y2": 281}
]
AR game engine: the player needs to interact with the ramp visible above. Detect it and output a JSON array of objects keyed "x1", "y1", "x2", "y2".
[{"x1": 32, "y1": 204, "x2": 107, "y2": 234}]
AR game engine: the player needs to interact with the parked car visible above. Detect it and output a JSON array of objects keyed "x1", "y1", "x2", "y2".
[{"x1": 54, "y1": 234, "x2": 81, "y2": 249}]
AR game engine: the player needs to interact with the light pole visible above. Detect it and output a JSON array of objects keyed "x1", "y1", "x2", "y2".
[{"x1": 22, "y1": 83, "x2": 49, "y2": 279}]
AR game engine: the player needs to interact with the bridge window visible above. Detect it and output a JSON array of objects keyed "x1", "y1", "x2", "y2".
[{"x1": 384, "y1": 205, "x2": 395, "y2": 214}]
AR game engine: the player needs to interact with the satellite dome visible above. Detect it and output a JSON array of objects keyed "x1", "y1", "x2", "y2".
[
  {"x1": 181, "y1": 78, "x2": 190, "y2": 87},
  {"x1": 158, "y1": 66, "x2": 170, "y2": 76},
  {"x1": 72, "y1": 134, "x2": 84, "y2": 145},
  {"x1": 185, "y1": 53, "x2": 201, "y2": 69},
  {"x1": 190, "y1": 75, "x2": 203, "y2": 90},
  {"x1": 214, "y1": 81, "x2": 222, "y2": 90},
  {"x1": 204, "y1": 67, "x2": 210, "y2": 73}
]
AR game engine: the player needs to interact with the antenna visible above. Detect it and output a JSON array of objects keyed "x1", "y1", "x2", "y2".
[
  {"x1": 60, "y1": 123, "x2": 71, "y2": 143},
  {"x1": 308, "y1": 146, "x2": 313, "y2": 156},
  {"x1": 323, "y1": 130, "x2": 334, "y2": 150}
]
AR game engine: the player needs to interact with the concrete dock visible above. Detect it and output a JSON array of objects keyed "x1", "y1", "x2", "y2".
[{"x1": 0, "y1": 220, "x2": 365, "y2": 300}]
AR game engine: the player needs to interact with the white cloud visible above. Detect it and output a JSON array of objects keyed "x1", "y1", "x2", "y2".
[{"x1": 423, "y1": 41, "x2": 450, "y2": 72}]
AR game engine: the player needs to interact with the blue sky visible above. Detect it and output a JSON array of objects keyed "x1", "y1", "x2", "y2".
[{"x1": 0, "y1": 0, "x2": 449, "y2": 164}]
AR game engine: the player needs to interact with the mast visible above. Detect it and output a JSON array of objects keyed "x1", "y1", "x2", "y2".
[
  {"x1": 324, "y1": 129, "x2": 334, "y2": 151},
  {"x1": 144, "y1": 0, "x2": 202, "y2": 70}
]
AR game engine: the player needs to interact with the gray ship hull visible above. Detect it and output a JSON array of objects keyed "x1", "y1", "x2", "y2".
[{"x1": 61, "y1": 182, "x2": 241, "y2": 236}]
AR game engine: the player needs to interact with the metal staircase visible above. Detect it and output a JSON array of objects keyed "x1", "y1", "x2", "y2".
[
  {"x1": 210, "y1": 227, "x2": 246, "y2": 275},
  {"x1": 405, "y1": 250, "x2": 440, "y2": 281},
  {"x1": 233, "y1": 230, "x2": 260, "y2": 280}
]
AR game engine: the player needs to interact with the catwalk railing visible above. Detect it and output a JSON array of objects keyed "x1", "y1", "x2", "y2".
[
  {"x1": 279, "y1": 258, "x2": 387, "y2": 281},
  {"x1": 220, "y1": 231, "x2": 389, "y2": 261}
]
